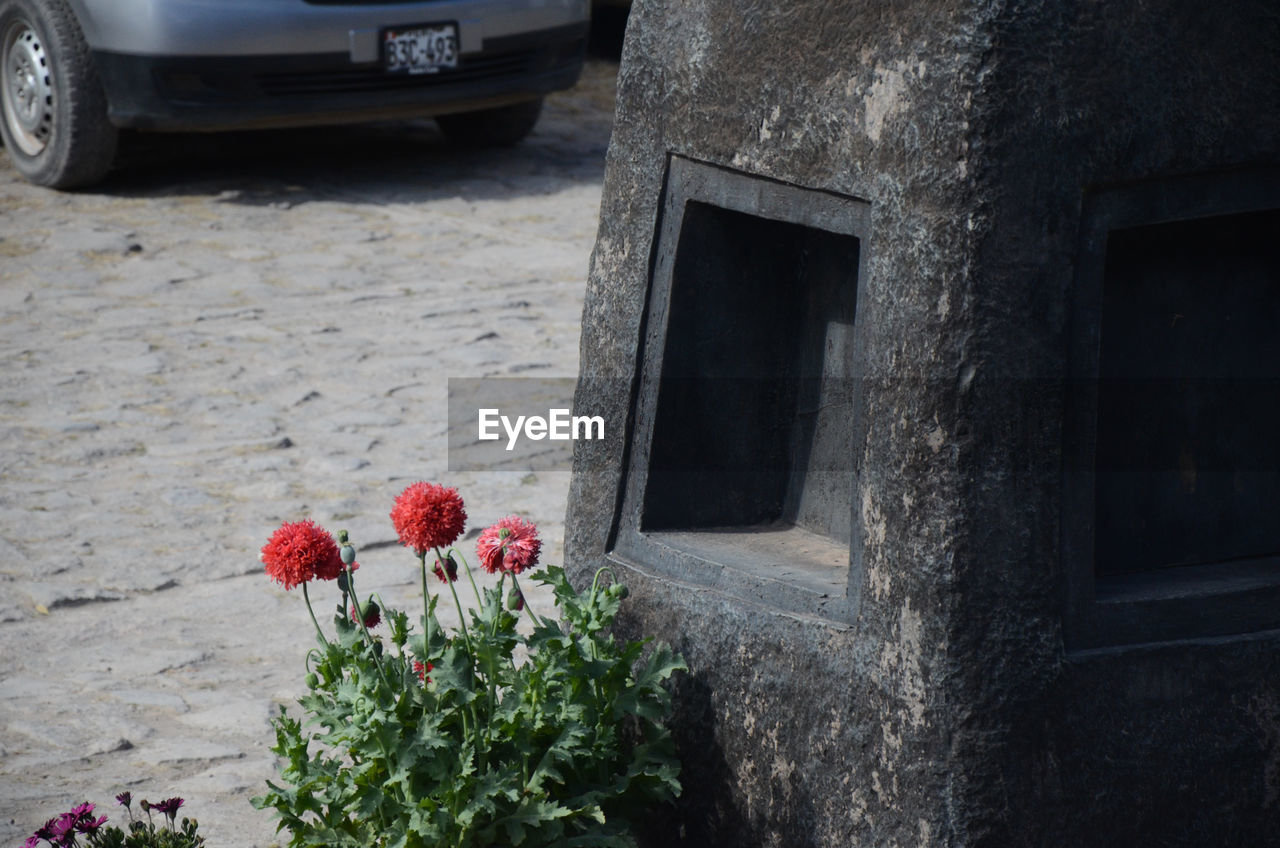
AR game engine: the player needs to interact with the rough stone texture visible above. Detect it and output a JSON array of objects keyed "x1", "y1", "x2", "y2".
[{"x1": 566, "y1": 1, "x2": 1280, "y2": 845}]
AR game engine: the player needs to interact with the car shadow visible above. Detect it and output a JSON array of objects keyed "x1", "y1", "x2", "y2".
[{"x1": 90, "y1": 57, "x2": 619, "y2": 207}]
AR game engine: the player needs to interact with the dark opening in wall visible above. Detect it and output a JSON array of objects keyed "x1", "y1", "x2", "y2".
[
  {"x1": 641, "y1": 201, "x2": 859, "y2": 543},
  {"x1": 1095, "y1": 209, "x2": 1280, "y2": 578},
  {"x1": 611, "y1": 157, "x2": 870, "y2": 622},
  {"x1": 1063, "y1": 169, "x2": 1280, "y2": 649}
]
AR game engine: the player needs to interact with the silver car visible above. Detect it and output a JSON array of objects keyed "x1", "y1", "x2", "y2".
[{"x1": 0, "y1": 0, "x2": 588, "y2": 187}]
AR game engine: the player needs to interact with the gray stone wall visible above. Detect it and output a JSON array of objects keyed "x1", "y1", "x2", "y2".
[
  {"x1": 567, "y1": 0, "x2": 1280, "y2": 844},
  {"x1": 950, "y1": 2, "x2": 1280, "y2": 844}
]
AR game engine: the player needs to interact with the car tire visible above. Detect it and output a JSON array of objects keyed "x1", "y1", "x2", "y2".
[
  {"x1": 435, "y1": 98, "x2": 543, "y2": 148},
  {"x1": 0, "y1": 0, "x2": 116, "y2": 188}
]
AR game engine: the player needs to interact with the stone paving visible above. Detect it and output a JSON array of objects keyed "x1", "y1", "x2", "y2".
[{"x1": 0, "y1": 58, "x2": 616, "y2": 846}]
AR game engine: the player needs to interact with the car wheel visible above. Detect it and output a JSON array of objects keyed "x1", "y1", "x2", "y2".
[
  {"x1": 0, "y1": 0, "x2": 115, "y2": 188},
  {"x1": 435, "y1": 98, "x2": 544, "y2": 148}
]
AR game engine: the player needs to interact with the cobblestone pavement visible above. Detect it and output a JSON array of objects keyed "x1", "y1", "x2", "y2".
[{"x1": 0, "y1": 59, "x2": 616, "y2": 846}]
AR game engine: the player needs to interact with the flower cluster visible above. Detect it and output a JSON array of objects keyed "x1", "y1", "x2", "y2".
[
  {"x1": 264, "y1": 483, "x2": 542, "y2": 591},
  {"x1": 24, "y1": 803, "x2": 106, "y2": 848},
  {"x1": 255, "y1": 481, "x2": 684, "y2": 848},
  {"x1": 22, "y1": 793, "x2": 202, "y2": 848}
]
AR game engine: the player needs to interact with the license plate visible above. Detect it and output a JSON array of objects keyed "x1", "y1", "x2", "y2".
[{"x1": 383, "y1": 24, "x2": 458, "y2": 75}]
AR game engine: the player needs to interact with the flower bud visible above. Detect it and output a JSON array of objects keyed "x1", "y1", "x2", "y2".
[
  {"x1": 373, "y1": 640, "x2": 384, "y2": 658},
  {"x1": 617, "y1": 584, "x2": 629, "y2": 600},
  {"x1": 305, "y1": 673, "x2": 319, "y2": 689},
  {"x1": 507, "y1": 586, "x2": 525, "y2": 611},
  {"x1": 433, "y1": 554, "x2": 459, "y2": 583},
  {"x1": 351, "y1": 599, "x2": 381, "y2": 629},
  {"x1": 337, "y1": 530, "x2": 349, "y2": 544},
  {"x1": 337, "y1": 571, "x2": 350, "y2": 593}
]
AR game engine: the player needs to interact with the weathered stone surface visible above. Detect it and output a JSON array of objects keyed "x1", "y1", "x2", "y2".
[{"x1": 567, "y1": 1, "x2": 1280, "y2": 844}]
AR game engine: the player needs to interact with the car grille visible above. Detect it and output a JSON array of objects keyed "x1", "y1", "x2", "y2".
[{"x1": 252, "y1": 50, "x2": 536, "y2": 96}]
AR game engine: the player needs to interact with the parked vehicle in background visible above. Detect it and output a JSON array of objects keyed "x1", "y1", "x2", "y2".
[{"x1": 0, "y1": 0, "x2": 589, "y2": 188}]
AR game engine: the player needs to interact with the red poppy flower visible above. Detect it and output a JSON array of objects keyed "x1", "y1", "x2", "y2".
[
  {"x1": 475, "y1": 516, "x2": 541, "y2": 575},
  {"x1": 413, "y1": 660, "x2": 433, "y2": 683},
  {"x1": 261, "y1": 520, "x2": 344, "y2": 590},
  {"x1": 390, "y1": 483, "x2": 466, "y2": 554}
]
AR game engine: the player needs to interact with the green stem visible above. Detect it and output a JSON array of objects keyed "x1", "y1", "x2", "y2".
[
  {"x1": 438, "y1": 549, "x2": 487, "y2": 763},
  {"x1": 301, "y1": 582, "x2": 326, "y2": 645},
  {"x1": 346, "y1": 569, "x2": 390, "y2": 689},
  {"x1": 343, "y1": 569, "x2": 405, "y2": 817},
  {"x1": 424, "y1": 550, "x2": 440, "y2": 655},
  {"x1": 447, "y1": 545, "x2": 484, "y2": 610},
  {"x1": 440, "y1": 562, "x2": 477, "y2": 659},
  {"x1": 419, "y1": 550, "x2": 436, "y2": 720},
  {"x1": 421, "y1": 552, "x2": 475, "y2": 753}
]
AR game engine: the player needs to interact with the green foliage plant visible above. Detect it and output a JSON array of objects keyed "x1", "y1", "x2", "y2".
[{"x1": 251, "y1": 484, "x2": 685, "y2": 848}]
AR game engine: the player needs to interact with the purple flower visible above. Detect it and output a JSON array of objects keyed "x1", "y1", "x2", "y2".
[
  {"x1": 34, "y1": 819, "x2": 58, "y2": 840},
  {"x1": 23, "y1": 836, "x2": 40, "y2": 848},
  {"x1": 52, "y1": 813, "x2": 77, "y2": 838},
  {"x1": 115, "y1": 792, "x2": 132, "y2": 808},
  {"x1": 72, "y1": 803, "x2": 94, "y2": 824},
  {"x1": 152, "y1": 797, "x2": 184, "y2": 818}
]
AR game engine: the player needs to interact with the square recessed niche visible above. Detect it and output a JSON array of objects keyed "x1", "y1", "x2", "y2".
[
  {"x1": 1064, "y1": 168, "x2": 1280, "y2": 650},
  {"x1": 609, "y1": 157, "x2": 870, "y2": 622}
]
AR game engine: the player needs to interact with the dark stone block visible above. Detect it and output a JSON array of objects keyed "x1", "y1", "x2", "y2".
[{"x1": 566, "y1": 0, "x2": 1280, "y2": 843}]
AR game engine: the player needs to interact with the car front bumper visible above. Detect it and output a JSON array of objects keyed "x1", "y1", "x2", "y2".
[{"x1": 93, "y1": 20, "x2": 587, "y2": 131}]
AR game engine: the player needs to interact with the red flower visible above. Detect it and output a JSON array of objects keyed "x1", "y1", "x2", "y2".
[
  {"x1": 261, "y1": 520, "x2": 344, "y2": 590},
  {"x1": 390, "y1": 483, "x2": 466, "y2": 554},
  {"x1": 476, "y1": 516, "x2": 541, "y2": 575},
  {"x1": 413, "y1": 660, "x2": 433, "y2": 683},
  {"x1": 433, "y1": 554, "x2": 459, "y2": 584},
  {"x1": 351, "y1": 600, "x2": 381, "y2": 629}
]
